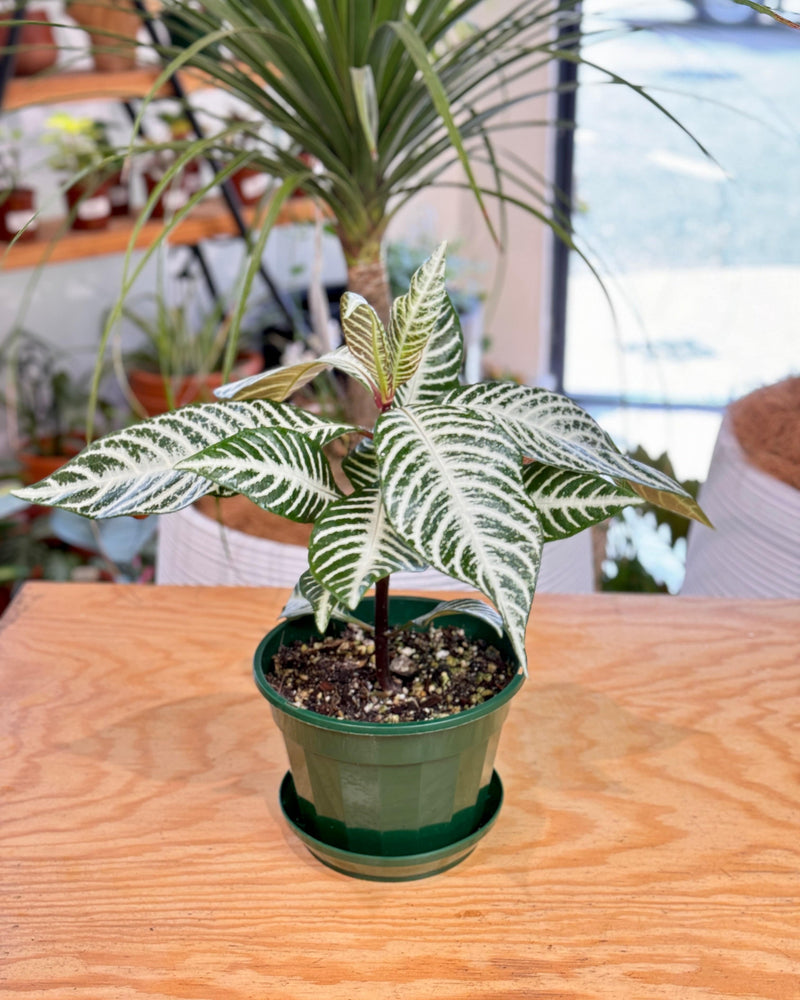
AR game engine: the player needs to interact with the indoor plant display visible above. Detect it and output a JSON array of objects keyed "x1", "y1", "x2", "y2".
[
  {"x1": 0, "y1": 125, "x2": 37, "y2": 243},
  {"x1": 42, "y1": 112, "x2": 120, "y2": 231},
  {"x1": 14, "y1": 246, "x2": 710, "y2": 879},
  {"x1": 1, "y1": 329, "x2": 116, "y2": 483}
]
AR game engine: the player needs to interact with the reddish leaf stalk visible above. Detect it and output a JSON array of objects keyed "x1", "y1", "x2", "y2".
[{"x1": 374, "y1": 575, "x2": 393, "y2": 692}]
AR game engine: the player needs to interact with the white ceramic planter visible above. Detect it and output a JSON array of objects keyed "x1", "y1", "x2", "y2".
[
  {"x1": 155, "y1": 502, "x2": 594, "y2": 593},
  {"x1": 682, "y1": 413, "x2": 800, "y2": 598}
]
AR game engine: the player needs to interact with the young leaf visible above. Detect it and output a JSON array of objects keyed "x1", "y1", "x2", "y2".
[
  {"x1": 374, "y1": 404, "x2": 542, "y2": 671},
  {"x1": 309, "y1": 486, "x2": 426, "y2": 609},
  {"x1": 11, "y1": 401, "x2": 347, "y2": 518},
  {"x1": 177, "y1": 427, "x2": 341, "y2": 523},
  {"x1": 523, "y1": 463, "x2": 643, "y2": 541},
  {"x1": 388, "y1": 241, "x2": 447, "y2": 390},
  {"x1": 340, "y1": 292, "x2": 392, "y2": 404},
  {"x1": 393, "y1": 293, "x2": 464, "y2": 407},
  {"x1": 214, "y1": 345, "x2": 374, "y2": 403}
]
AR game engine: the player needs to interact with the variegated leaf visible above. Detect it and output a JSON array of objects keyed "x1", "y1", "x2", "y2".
[
  {"x1": 178, "y1": 427, "x2": 341, "y2": 523},
  {"x1": 523, "y1": 463, "x2": 642, "y2": 541},
  {"x1": 309, "y1": 486, "x2": 426, "y2": 608},
  {"x1": 393, "y1": 293, "x2": 464, "y2": 407},
  {"x1": 12, "y1": 401, "x2": 349, "y2": 519},
  {"x1": 295, "y1": 569, "x2": 369, "y2": 632},
  {"x1": 374, "y1": 405, "x2": 542, "y2": 671},
  {"x1": 445, "y1": 383, "x2": 707, "y2": 522},
  {"x1": 410, "y1": 599, "x2": 504, "y2": 635},
  {"x1": 342, "y1": 439, "x2": 379, "y2": 490},
  {"x1": 388, "y1": 242, "x2": 447, "y2": 389},
  {"x1": 213, "y1": 345, "x2": 374, "y2": 403},
  {"x1": 340, "y1": 292, "x2": 391, "y2": 403}
]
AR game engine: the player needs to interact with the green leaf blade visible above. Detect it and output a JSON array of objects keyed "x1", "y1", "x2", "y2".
[
  {"x1": 374, "y1": 404, "x2": 542, "y2": 670},
  {"x1": 340, "y1": 292, "x2": 391, "y2": 402},
  {"x1": 388, "y1": 241, "x2": 448, "y2": 390},
  {"x1": 309, "y1": 486, "x2": 426, "y2": 608},
  {"x1": 177, "y1": 427, "x2": 341, "y2": 523},
  {"x1": 12, "y1": 400, "x2": 334, "y2": 519},
  {"x1": 523, "y1": 463, "x2": 643, "y2": 542},
  {"x1": 214, "y1": 346, "x2": 374, "y2": 404},
  {"x1": 393, "y1": 293, "x2": 464, "y2": 407},
  {"x1": 446, "y1": 383, "x2": 708, "y2": 524}
]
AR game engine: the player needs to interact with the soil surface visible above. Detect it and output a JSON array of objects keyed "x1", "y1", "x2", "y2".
[{"x1": 267, "y1": 623, "x2": 517, "y2": 722}]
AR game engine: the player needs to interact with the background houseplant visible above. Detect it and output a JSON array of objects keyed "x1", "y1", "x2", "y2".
[
  {"x1": 0, "y1": 328, "x2": 117, "y2": 482},
  {"x1": 119, "y1": 285, "x2": 262, "y2": 415},
  {"x1": 42, "y1": 112, "x2": 120, "y2": 231},
  {"x1": 14, "y1": 246, "x2": 710, "y2": 877},
  {"x1": 0, "y1": 125, "x2": 37, "y2": 243}
]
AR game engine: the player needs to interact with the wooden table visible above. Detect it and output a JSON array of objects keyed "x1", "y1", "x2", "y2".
[{"x1": 2, "y1": 583, "x2": 798, "y2": 999}]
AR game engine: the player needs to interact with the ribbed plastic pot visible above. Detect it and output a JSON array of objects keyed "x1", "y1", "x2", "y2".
[{"x1": 254, "y1": 596, "x2": 524, "y2": 861}]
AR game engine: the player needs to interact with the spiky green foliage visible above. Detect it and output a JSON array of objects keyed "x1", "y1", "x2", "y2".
[{"x1": 14, "y1": 246, "x2": 710, "y2": 675}]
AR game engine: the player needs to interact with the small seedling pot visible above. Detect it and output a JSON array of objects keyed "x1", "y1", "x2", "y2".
[
  {"x1": 0, "y1": 187, "x2": 37, "y2": 242},
  {"x1": 254, "y1": 595, "x2": 524, "y2": 880},
  {"x1": 63, "y1": 179, "x2": 112, "y2": 231},
  {"x1": 230, "y1": 166, "x2": 270, "y2": 206}
]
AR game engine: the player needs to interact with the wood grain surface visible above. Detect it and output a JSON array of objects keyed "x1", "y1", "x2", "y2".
[{"x1": 1, "y1": 583, "x2": 798, "y2": 999}]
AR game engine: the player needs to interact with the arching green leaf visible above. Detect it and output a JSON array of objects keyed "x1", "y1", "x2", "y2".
[{"x1": 446, "y1": 382, "x2": 709, "y2": 524}]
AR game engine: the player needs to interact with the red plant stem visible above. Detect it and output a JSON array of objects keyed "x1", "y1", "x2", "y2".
[{"x1": 374, "y1": 575, "x2": 393, "y2": 692}]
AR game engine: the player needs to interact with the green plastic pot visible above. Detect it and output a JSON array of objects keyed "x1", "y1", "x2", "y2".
[{"x1": 254, "y1": 596, "x2": 524, "y2": 869}]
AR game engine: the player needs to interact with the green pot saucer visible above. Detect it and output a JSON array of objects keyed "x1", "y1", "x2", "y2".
[{"x1": 279, "y1": 770, "x2": 504, "y2": 882}]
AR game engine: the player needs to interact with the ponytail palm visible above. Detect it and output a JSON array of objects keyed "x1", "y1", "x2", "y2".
[{"x1": 138, "y1": 0, "x2": 591, "y2": 321}]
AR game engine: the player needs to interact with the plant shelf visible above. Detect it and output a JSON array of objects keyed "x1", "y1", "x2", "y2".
[
  {"x1": 0, "y1": 196, "x2": 323, "y2": 270},
  {"x1": 2, "y1": 67, "x2": 213, "y2": 111}
]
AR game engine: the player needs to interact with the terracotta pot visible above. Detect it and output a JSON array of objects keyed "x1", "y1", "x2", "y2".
[
  {"x1": 0, "y1": 187, "x2": 37, "y2": 242},
  {"x1": 128, "y1": 351, "x2": 264, "y2": 416},
  {"x1": 230, "y1": 165, "x2": 270, "y2": 206},
  {"x1": 0, "y1": 9, "x2": 57, "y2": 76},
  {"x1": 63, "y1": 177, "x2": 112, "y2": 231},
  {"x1": 17, "y1": 437, "x2": 84, "y2": 486},
  {"x1": 69, "y1": 1, "x2": 140, "y2": 72}
]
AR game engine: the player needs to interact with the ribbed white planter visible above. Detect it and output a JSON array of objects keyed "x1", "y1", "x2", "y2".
[
  {"x1": 156, "y1": 503, "x2": 594, "y2": 594},
  {"x1": 682, "y1": 413, "x2": 800, "y2": 598}
]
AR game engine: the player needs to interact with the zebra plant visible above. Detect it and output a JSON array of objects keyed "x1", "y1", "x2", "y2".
[{"x1": 14, "y1": 245, "x2": 709, "y2": 692}]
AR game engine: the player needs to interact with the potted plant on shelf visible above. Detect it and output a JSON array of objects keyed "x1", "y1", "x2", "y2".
[
  {"x1": 14, "y1": 246, "x2": 710, "y2": 880},
  {"x1": 119, "y1": 286, "x2": 264, "y2": 415},
  {"x1": 67, "y1": 0, "x2": 141, "y2": 72},
  {"x1": 0, "y1": 329, "x2": 117, "y2": 484},
  {"x1": 42, "y1": 112, "x2": 121, "y2": 231},
  {"x1": 0, "y1": 125, "x2": 37, "y2": 243}
]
